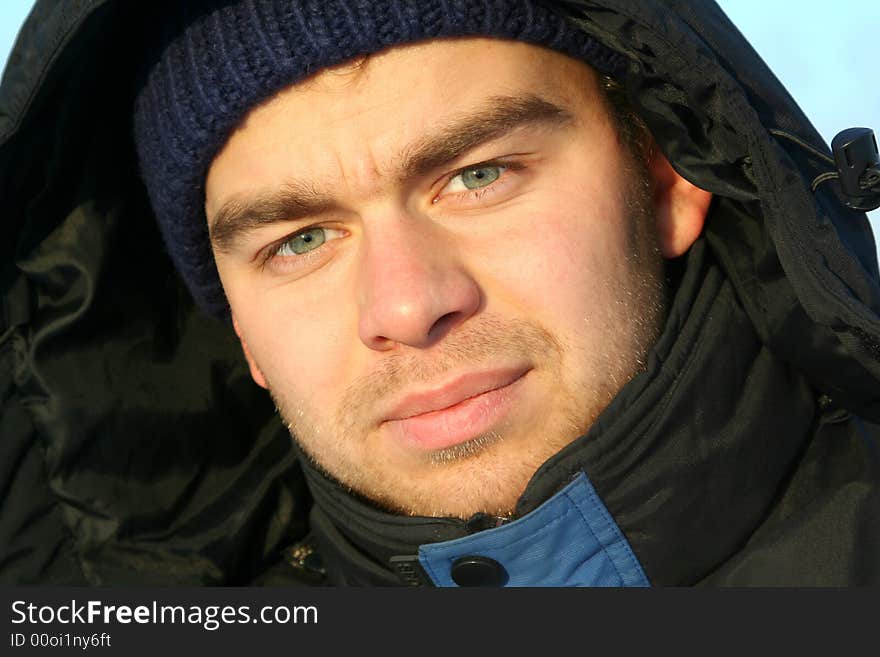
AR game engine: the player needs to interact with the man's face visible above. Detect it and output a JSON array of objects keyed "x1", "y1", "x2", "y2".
[{"x1": 205, "y1": 38, "x2": 666, "y2": 518}]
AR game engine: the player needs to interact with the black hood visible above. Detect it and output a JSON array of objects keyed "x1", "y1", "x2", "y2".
[{"x1": 2, "y1": 0, "x2": 879, "y2": 585}]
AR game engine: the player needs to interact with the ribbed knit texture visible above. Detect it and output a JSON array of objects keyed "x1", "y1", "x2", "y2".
[{"x1": 133, "y1": 0, "x2": 626, "y2": 317}]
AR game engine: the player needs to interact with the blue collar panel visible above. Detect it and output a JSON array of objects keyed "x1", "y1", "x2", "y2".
[{"x1": 418, "y1": 472, "x2": 650, "y2": 587}]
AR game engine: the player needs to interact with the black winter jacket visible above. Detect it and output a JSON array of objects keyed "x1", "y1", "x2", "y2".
[{"x1": 2, "y1": 0, "x2": 879, "y2": 586}]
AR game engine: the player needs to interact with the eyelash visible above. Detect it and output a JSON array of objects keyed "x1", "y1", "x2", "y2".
[
  {"x1": 434, "y1": 158, "x2": 525, "y2": 204},
  {"x1": 258, "y1": 231, "x2": 336, "y2": 270},
  {"x1": 258, "y1": 158, "x2": 526, "y2": 270}
]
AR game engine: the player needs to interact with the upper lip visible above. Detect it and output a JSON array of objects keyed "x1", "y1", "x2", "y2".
[{"x1": 382, "y1": 366, "x2": 530, "y2": 422}]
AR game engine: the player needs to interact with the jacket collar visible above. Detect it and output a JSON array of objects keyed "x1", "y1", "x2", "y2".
[{"x1": 301, "y1": 236, "x2": 817, "y2": 585}]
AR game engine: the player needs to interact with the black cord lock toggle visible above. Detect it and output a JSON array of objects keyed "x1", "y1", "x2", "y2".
[{"x1": 832, "y1": 127, "x2": 880, "y2": 211}]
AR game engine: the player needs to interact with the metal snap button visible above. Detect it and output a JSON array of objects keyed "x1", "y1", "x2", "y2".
[{"x1": 450, "y1": 555, "x2": 508, "y2": 587}]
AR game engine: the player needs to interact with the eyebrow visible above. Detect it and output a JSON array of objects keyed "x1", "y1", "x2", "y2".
[{"x1": 208, "y1": 93, "x2": 573, "y2": 254}]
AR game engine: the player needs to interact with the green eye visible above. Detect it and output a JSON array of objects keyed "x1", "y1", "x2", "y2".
[
  {"x1": 279, "y1": 228, "x2": 326, "y2": 256},
  {"x1": 460, "y1": 166, "x2": 502, "y2": 189}
]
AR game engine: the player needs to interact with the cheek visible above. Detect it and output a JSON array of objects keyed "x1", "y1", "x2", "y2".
[
  {"x1": 224, "y1": 274, "x2": 357, "y2": 407},
  {"x1": 470, "y1": 190, "x2": 635, "y2": 327}
]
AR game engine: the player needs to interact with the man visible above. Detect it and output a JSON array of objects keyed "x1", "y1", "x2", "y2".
[{"x1": 1, "y1": 1, "x2": 878, "y2": 586}]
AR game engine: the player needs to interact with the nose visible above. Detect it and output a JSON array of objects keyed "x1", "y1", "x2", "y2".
[{"x1": 356, "y1": 215, "x2": 481, "y2": 351}]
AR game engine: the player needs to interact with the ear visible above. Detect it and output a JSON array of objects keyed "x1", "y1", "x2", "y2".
[
  {"x1": 647, "y1": 146, "x2": 713, "y2": 258},
  {"x1": 232, "y1": 315, "x2": 269, "y2": 389}
]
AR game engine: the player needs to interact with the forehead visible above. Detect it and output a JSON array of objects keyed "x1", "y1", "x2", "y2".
[
  {"x1": 277, "y1": 37, "x2": 597, "y2": 122},
  {"x1": 205, "y1": 38, "x2": 604, "y2": 211},
  {"x1": 304, "y1": 36, "x2": 594, "y2": 89}
]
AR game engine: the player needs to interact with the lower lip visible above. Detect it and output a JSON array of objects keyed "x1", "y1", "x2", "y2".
[{"x1": 383, "y1": 372, "x2": 528, "y2": 452}]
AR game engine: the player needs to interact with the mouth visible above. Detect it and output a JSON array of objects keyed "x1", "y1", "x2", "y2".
[{"x1": 381, "y1": 366, "x2": 531, "y2": 452}]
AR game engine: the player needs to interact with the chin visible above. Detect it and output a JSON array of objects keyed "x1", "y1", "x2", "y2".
[{"x1": 354, "y1": 442, "x2": 552, "y2": 519}]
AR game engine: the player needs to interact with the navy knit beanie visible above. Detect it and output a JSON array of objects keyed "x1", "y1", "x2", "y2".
[{"x1": 133, "y1": 0, "x2": 626, "y2": 317}]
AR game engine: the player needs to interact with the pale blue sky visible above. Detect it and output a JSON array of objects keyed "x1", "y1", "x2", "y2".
[{"x1": 1, "y1": 1, "x2": 878, "y2": 229}]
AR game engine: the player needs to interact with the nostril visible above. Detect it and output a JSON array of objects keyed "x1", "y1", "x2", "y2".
[
  {"x1": 370, "y1": 334, "x2": 395, "y2": 349},
  {"x1": 428, "y1": 311, "x2": 460, "y2": 342}
]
